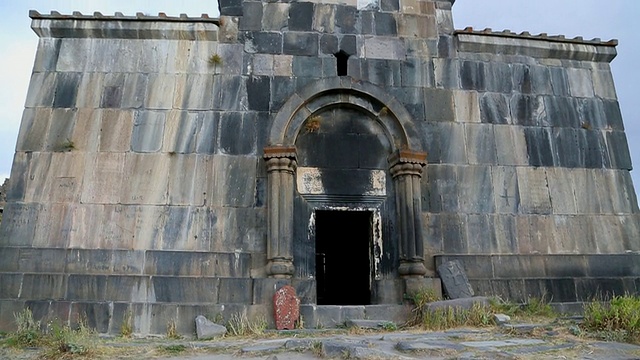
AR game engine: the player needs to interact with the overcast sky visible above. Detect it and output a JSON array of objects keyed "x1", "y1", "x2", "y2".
[{"x1": 0, "y1": 1, "x2": 638, "y2": 192}]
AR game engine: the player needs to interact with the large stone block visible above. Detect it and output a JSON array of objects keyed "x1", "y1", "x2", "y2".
[
  {"x1": 19, "y1": 274, "x2": 66, "y2": 301},
  {"x1": 244, "y1": 31, "x2": 283, "y2": 54},
  {"x1": 18, "y1": 248, "x2": 67, "y2": 274},
  {"x1": 70, "y1": 108, "x2": 100, "y2": 153},
  {"x1": 512, "y1": 64, "x2": 552, "y2": 95},
  {"x1": 165, "y1": 156, "x2": 200, "y2": 207},
  {"x1": 25, "y1": 72, "x2": 56, "y2": 108},
  {"x1": 146, "y1": 74, "x2": 176, "y2": 110},
  {"x1": 440, "y1": 213, "x2": 468, "y2": 254},
  {"x1": 219, "y1": 112, "x2": 257, "y2": 155},
  {"x1": 591, "y1": 69, "x2": 617, "y2": 100},
  {"x1": 16, "y1": 108, "x2": 50, "y2": 152},
  {"x1": 289, "y1": 2, "x2": 314, "y2": 31},
  {"x1": 602, "y1": 100, "x2": 624, "y2": 130},
  {"x1": 96, "y1": 110, "x2": 131, "y2": 152},
  {"x1": 544, "y1": 96, "x2": 580, "y2": 128},
  {"x1": 208, "y1": 155, "x2": 257, "y2": 207},
  {"x1": 572, "y1": 169, "x2": 601, "y2": 214},
  {"x1": 492, "y1": 166, "x2": 519, "y2": 214},
  {"x1": 465, "y1": 215, "x2": 496, "y2": 253},
  {"x1": 362, "y1": 59, "x2": 401, "y2": 86},
  {"x1": 549, "y1": 67, "x2": 570, "y2": 96},
  {"x1": 425, "y1": 165, "x2": 459, "y2": 212},
  {"x1": 45, "y1": 108, "x2": 77, "y2": 152},
  {"x1": 523, "y1": 127, "x2": 554, "y2": 167},
  {"x1": 516, "y1": 167, "x2": 552, "y2": 214},
  {"x1": 70, "y1": 302, "x2": 111, "y2": 334},
  {"x1": 53, "y1": 72, "x2": 81, "y2": 108},
  {"x1": 262, "y1": 3, "x2": 290, "y2": 31},
  {"x1": 218, "y1": 278, "x2": 253, "y2": 303},
  {"x1": 433, "y1": 58, "x2": 459, "y2": 89},
  {"x1": 153, "y1": 276, "x2": 219, "y2": 303},
  {"x1": 424, "y1": 88, "x2": 454, "y2": 122},
  {"x1": 121, "y1": 153, "x2": 170, "y2": 205},
  {"x1": 453, "y1": 90, "x2": 479, "y2": 123},
  {"x1": 81, "y1": 153, "x2": 124, "y2": 204},
  {"x1": 460, "y1": 60, "x2": 485, "y2": 91},
  {"x1": 0, "y1": 203, "x2": 41, "y2": 247},
  {"x1": 130, "y1": 111, "x2": 166, "y2": 153},
  {"x1": 66, "y1": 275, "x2": 107, "y2": 301},
  {"x1": 465, "y1": 124, "x2": 496, "y2": 165},
  {"x1": 363, "y1": 36, "x2": 406, "y2": 60},
  {"x1": 283, "y1": 32, "x2": 319, "y2": 56},
  {"x1": 458, "y1": 166, "x2": 494, "y2": 213},
  {"x1": 195, "y1": 113, "x2": 219, "y2": 155},
  {"x1": 76, "y1": 73, "x2": 104, "y2": 108},
  {"x1": 510, "y1": 94, "x2": 547, "y2": 127},
  {"x1": 161, "y1": 111, "x2": 198, "y2": 154},
  {"x1": 546, "y1": 168, "x2": 578, "y2": 214},
  {"x1": 479, "y1": 92, "x2": 510, "y2": 124},
  {"x1": 174, "y1": 74, "x2": 216, "y2": 110},
  {"x1": 494, "y1": 125, "x2": 528, "y2": 166},
  {"x1": 567, "y1": 68, "x2": 595, "y2": 98},
  {"x1": 493, "y1": 215, "x2": 518, "y2": 253}
]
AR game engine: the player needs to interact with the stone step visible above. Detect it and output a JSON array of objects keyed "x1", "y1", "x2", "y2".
[
  {"x1": 299, "y1": 304, "x2": 413, "y2": 329},
  {"x1": 344, "y1": 319, "x2": 398, "y2": 330}
]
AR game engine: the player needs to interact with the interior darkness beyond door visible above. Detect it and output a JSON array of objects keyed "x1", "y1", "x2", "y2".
[{"x1": 316, "y1": 210, "x2": 372, "y2": 305}]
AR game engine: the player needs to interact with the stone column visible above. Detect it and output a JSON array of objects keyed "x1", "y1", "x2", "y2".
[
  {"x1": 389, "y1": 150, "x2": 429, "y2": 278},
  {"x1": 264, "y1": 146, "x2": 297, "y2": 278}
]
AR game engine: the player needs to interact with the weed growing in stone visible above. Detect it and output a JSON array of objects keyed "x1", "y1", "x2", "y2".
[
  {"x1": 421, "y1": 302, "x2": 494, "y2": 330},
  {"x1": 226, "y1": 313, "x2": 267, "y2": 337},
  {"x1": 41, "y1": 319, "x2": 96, "y2": 359},
  {"x1": 582, "y1": 294, "x2": 640, "y2": 343},
  {"x1": 5, "y1": 308, "x2": 42, "y2": 348},
  {"x1": 208, "y1": 53, "x2": 223, "y2": 67},
  {"x1": 489, "y1": 295, "x2": 555, "y2": 319},
  {"x1": 120, "y1": 310, "x2": 133, "y2": 338},
  {"x1": 166, "y1": 319, "x2": 181, "y2": 339}
]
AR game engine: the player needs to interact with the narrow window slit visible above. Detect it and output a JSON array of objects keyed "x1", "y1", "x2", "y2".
[{"x1": 334, "y1": 51, "x2": 350, "y2": 76}]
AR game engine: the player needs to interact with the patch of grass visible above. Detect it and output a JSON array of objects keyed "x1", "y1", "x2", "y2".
[
  {"x1": 226, "y1": 313, "x2": 267, "y2": 337},
  {"x1": 406, "y1": 287, "x2": 441, "y2": 327},
  {"x1": 158, "y1": 344, "x2": 187, "y2": 355},
  {"x1": 489, "y1": 295, "x2": 555, "y2": 319},
  {"x1": 582, "y1": 294, "x2": 640, "y2": 344},
  {"x1": 421, "y1": 302, "x2": 494, "y2": 330},
  {"x1": 311, "y1": 340, "x2": 323, "y2": 357},
  {"x1": 380, "y1": 322, "x2": 397, "y2": 331},
  {"x1": 41, "y1": 318, "x2": 97, "y2": 360},
  {"x1": 4, "y1": 308, "x2": 42, "y2": 348}
]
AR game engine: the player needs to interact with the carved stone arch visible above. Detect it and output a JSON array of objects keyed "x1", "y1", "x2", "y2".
[
  {"x1": 268, "y1": 77, "x2": 424, "y2": 152},
  {"x1": 263, "y1": 77, "x2": 430, "y2": 285}
]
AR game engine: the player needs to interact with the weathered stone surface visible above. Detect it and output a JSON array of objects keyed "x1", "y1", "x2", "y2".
[
  {"x1": 437, "y1": 260, "x2": 474, "y2": 299},
  {"x1": 195, "y1": 315, "x2": 227, "y2": 339},
  {"x1": 274, "y1": 285, "x2": 300, "y2": 330}
]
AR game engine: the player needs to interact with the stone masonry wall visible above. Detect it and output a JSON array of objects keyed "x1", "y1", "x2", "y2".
[{"x1": 0, "y1": 0, "x2": 639, "y2": 334}]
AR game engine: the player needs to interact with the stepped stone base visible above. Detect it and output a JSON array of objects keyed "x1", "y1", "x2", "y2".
[
  {"x1": 299, "y1": 305, "x2": 413, "y2": 329},
  {"x1": 436, "y1": 254, "x2": 640, "y2": 303}
]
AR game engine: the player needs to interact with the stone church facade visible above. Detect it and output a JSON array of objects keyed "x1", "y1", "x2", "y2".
[{"x1": 0, "y1": 0, "x2": 639, "y2": 334}]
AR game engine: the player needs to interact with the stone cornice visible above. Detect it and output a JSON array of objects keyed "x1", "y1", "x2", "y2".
[
  {"x1": 455, "y1": 27, "x2": 617, "y2": 63},
  {"x1": 29, "y1": 10, "x2": 219, "y2": 40}
]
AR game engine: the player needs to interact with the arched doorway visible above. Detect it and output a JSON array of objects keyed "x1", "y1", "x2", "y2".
[{"x1": 263, "y1": 78, "x2": 430, "y2": 304}]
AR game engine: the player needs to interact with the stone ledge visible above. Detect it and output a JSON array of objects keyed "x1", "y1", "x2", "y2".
[
  {"x1": 30, "y1": 11, "x2": 219, "y2": 40},
  {"x1": 455, "y1": 30, "x2": 617, "y2": 63}
]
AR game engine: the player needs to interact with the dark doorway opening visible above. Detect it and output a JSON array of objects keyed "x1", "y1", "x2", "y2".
[{"x1": 315, "y1": 210, "x2": 372, "y2": 305}]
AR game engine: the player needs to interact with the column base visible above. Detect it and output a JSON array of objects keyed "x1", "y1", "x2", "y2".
[
  {"x1": 267, "y1": 258, "x2": 294, "y2": 279},
  {"x1": 398, "y1": 259, "x2": 428, "y2": 278}
]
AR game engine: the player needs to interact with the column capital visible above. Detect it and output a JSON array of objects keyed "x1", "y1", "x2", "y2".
[
  {"x1": 264, "y1": 146, "x2": 297, "y2": 160},
  {"x1": 264, "y1": 146, "x2": 297, "y2": 173},
  {"x1": 388, "y1": 149, "x2": 427, "y2": 167}
]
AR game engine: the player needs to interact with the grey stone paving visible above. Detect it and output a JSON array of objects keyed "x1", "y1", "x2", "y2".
[{"x1": 145, "y1": 327, "x2": 640, "y2": 360}]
